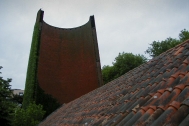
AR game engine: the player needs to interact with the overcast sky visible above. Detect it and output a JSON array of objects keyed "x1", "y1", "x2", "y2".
[{"x1": 0, "y1": 0, "x2": 188, "y2": 90}]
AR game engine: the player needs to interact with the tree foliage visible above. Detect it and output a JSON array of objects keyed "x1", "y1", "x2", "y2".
[
  {"x1": 0, "y1": 66, "x2": 16, "y2": 126},
  {"x1": 179, "y1": 29, "x2": 189, "y2": 42},
  {"x1": 0, "y1": 67, "x2": 46, "y2": 126},
  {"x1": 12, "y1": 94, "x2": 23, "y2": 105},
  {"x1": 113, "y1": 52, "x2": 147, "y2": 77},
  {"x1": 12, "y1": 102, "x2": 45, "y2": 126},
  {"x1": 145, "y1": 38, "x2": 180, "y2": 57},
  {"x1": 102, "y1": 52, "x2": 147, "y2": 84},
  {"x1": 145, "y1": 29, "x2": 189, "y2": 57},
  {"x1": 102, "y1": 65, "x2": 116, "y2": 84}
]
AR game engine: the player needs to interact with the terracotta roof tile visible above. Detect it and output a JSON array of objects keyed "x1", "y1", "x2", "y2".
[{"x1": 39, "y1": 40, "x2": 189, "y2": 126}]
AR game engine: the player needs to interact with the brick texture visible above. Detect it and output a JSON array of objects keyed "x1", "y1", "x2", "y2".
[{"x1": 37, "y1": 19, "x2": 101, "y2": 103}]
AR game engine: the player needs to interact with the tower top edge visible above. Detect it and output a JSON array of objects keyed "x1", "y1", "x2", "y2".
[{"x1": 35, "y1": 10, "x2": 95, "y2": 29}]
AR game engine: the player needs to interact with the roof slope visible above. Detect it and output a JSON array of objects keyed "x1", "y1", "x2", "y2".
[{"x1": 40, "y1": 39, "x2": 189, "y2": 126}]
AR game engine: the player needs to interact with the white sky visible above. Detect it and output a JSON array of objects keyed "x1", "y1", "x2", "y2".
[{"x1": 0, "y1": 0, "x2": 188, "y2": 89}]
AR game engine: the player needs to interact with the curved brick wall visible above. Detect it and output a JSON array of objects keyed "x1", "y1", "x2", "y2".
[{"x1": 37, "y1": 18, "x2": 101, "y2": 103}]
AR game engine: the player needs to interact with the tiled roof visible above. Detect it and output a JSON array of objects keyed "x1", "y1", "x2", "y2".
[{"x1": 39, "y1": 39, "x2": 189, "y2": 126}]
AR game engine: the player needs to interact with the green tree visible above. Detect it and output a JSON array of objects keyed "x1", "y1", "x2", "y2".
[
  {"x1": 102, "y1": 65, "x2": 116, "y2": 84},
  {"x1": 145, "y1": 38, "x2": 180, "y2": 57},
  {"x1": 113, "y1": 52, "x2": 147, "y2": 78},
  {"x1": 179, "y1": 29, "x2": 189, "y2": 42},
  {"x1": 0, "y1": 66, "x2": 16, "y2": 126},
  {"x1": 145, "y1": 29, "x2": 189, "y2": 57},
  {"x1": 12, "y1": 94, "x2": 23, "y2": 105},
  {"x1": 102, "y1": 52, "x2": 147, "y2": 84},
  {"x1": 12, "y1": 102, "x2": 45, "y2": 126}
]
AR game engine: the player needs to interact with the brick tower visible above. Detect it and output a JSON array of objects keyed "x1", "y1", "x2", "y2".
[{"x1": 23, "y1": 9, "x2": 103, "y2": 116}]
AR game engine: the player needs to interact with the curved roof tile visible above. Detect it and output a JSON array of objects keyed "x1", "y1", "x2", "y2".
[{"x1": 40, "y1": 39, "x2": 189, "y2": 126}]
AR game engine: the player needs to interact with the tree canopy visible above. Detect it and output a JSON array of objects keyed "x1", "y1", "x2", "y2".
[
  {"x1": 102, "y1": 52, "x2": 147, "y2": 84},
  {"x1": 145, "y1": 29, "x2": 189, "y2": 57},
  {"x1": 0, "y1": 66, "x2": 16, "y2": 126},
  {"x1": 179, "y1": 29, "x2": 189, "y2": 42},
  {"x1": 12, "y1": 102, "x2": 45, "y2": 126},
  {"x1": 0, "y1": 67, "x2": 46, "y2": 126},
  {"x1": 102, "y1": 29, "x2": 189, "y2": 84}
]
